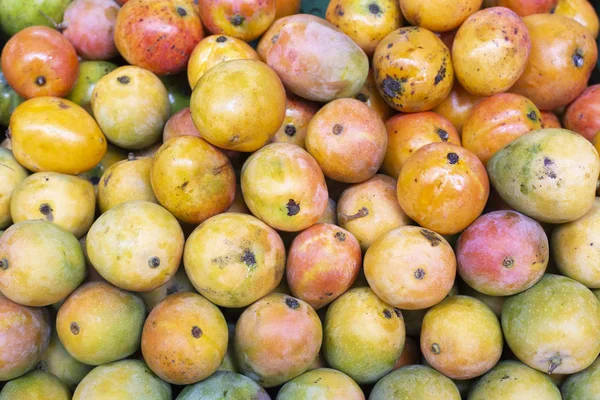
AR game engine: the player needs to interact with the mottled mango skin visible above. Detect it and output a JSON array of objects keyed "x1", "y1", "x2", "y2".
[
  {"x1": 365, "y1": 226, "x2": 456, "y2": 310},
  {"x1": 56, "y1": 282, "x2": 146, "y2": 365},
  {"x1": 10, "y1": 97, "x2": 107, "y2": 175},
  {"x1": 241, "y1": 143, "x2": 328, "y2": 232},
  {"x1": 457, "y1": 211, "x2": 548, "y2": 296},
  {"x1": 432, "y1": 82, "x2": 485, "y2": 134},
  {"x1": 561, "y1": 357, "x2": 600, "y2": 399},
  {"x1": 369, "y1": 365, "x2": 461, "y2": 400},
  {"x1": 92, "y1": 66, "x2": 170, "y2": 150},
  {"x1": 354, "y1": 69, "x2": 395, "y2": 122},
  {"x1": 115, "y1": 0, "x2": 204, "y2": 75},
  {"x1": 73, "y1": 359, "x2": 172, "y2": 400},
  {"x1": 400, "y1": 0, "x2": 481, "y2": 32},
  {"x1": 277, "y1": 368, "x2": 364, "y2": 400},
  {"x1": 151, "y1": 136, "x2": 236, "y2": 224},
  {"x1": 67, "y1": 61, "x2": 118, "y2": 114},
  {"x1": 0, "y1": 370, "x2": 70, "y2": 399},
  {"x1": 510, "y1": 14, "x2": 598, "y2": 111},
  {"x1": 235, "y1": 293, "x2": 322, "y2": 387},
  {"x1": 0, "y1": 220, "x2": 86, "y2": 307},
  {"x1": 487, "y1": 128, "x2": 600, "y2": 224},
  {"x1": 552, "y1": 199, "x2": 600, "y2": 288},
  {"x1": 177, "y1": 371, "x2": 270, "y2": 400},
  {"x1": 287, "y1": 224, "x2": 361, "y2": 310},
  {"x1": 469, "y1": 361, "x2": 561, "y2": 400},
  {"x1": 0, "y1": 297, "x2": 50, "y2": 381},
  {"x1": 323, "y1": 287, "x2": 405, "y2": 384},
  {"x1": 184, "y1": 213, "x2": 285, "y2": 308},
  {"x1": 271, "y1": 93, "x2": 320, "y2": 148},
  {"x1": 258, "y1": 14, "x2": 369, "y2": 102},
  {"x1": 462, "y1": 93, "x2": 542, "y2": 166},
  {"x1": 138, "y1": 267, "x2": 197, "y2": 311},
  {"x1": 37, "y1": 332, "x2": 92, "y2": 388},
  {"x1": 198, "y1": 0, "x2": 276, "y2": 41},
  {"x1": 421, "y1": 296, "x2": 503, "y2": 380},
  {"x1": 0, "y1": 148, "x2": 28, "y2": 230},
  {"x1": 502, "y1": 274, "x2": 600, "y2": 375},
  {"x1": 142, "y1": 292, "x2": 228, "y2": 385},
  {"x1": 563, "y1": 84, "x2": 600, "y2": 141},
  {"x1": 373, "y1": 27, "x2": 454, "y2": 112},
  {"x1": 553, "y1": 0, "x2": 599, "y2": 39},
  {"x1": 326, "y1": 0, "x2": 403, "y2": 56},
  {"x1": 382, "y1": 111, "x2": 461, "y2": 178},
  {"x1": 11, "y1": 172, "x2": 96, "y2": 238}
]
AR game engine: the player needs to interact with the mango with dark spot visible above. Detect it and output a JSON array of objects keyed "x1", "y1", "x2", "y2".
[
  {"x1": 325, "y1": 0, "x2": 402, "y2": 56},
  {"x1": 365, "y1": 226, "x2": 456, "y2": 309},
  {"x1": 497, "y1": 0, "x2": 557, "y2": 16},
  {"x1": 198, "y1": 0, "x2": 275, "y2": 41},
  {"x1": 421, "y1": 296, "x2": 503, "y2": 380},
  {"x1": 353, "y1": 69, "x2": 395, "y2": 121},
  {"x1": 0, "y1": 147, "x2": 29, "y2": 230},
  {"x1": 241, "y1": 143, "x2": 328, "y2": 232},
  {"x1": 462, "y1": 93, "x2": 542, "y2": 166},
  {"x1": 56, "y1": 282, "x2": 145, "y2": 365},
  {"x1": 370, "y1": 365, "x2": 461, "y2": 400},
  {"x1": 397, "y1": 142, "x2": 489, "y2": 235},
  {"x1": 37, "y1": 331, "x2": 92, "y2": 388},
  {"x1": 183, "y1": 212, "x2": 285, "y2": 307},
  {"x1": 271, "y1": 93, "x2": 320, "y2": 148},
  {"x1": 382, "y1": 111, "x2": 461, "y2": 178},
  {"x1": 502, "y1": 274, "x2": 600, "y2": 375},
  {"x1": 258, "y1": 14, "x2": 369, "y2": 102},
  {"x1": 487, "y1": 128, "x2": 600, "y2": 223},
  {"x1": 453, "y1": 7, "x2": 531, "y2": 97},
  {"x1": 563, "y1": 84, "x2": 600, "y2": 141},
  {"x1": 337, "y1": 174, "x2": 411, "y2": 251},
  {"x1": 142, "y1": 292, "x2": 228, "y2": 385},
  {"x1": 433, "y1": 82, "x2": 485, "y2": 134},
  {"x1": 73, "y1": 359, "x2": 172, "y2": 400},
  {"x1": 511, "y1": 14, "x2": 597, "y2": 111},
  {"x1": 562, "y1": 357, "x2": 600, "y2": 399},
  {"x1": 552, "y1": 0, "x2": 599, "y2": 39},
  {"x1": 177, "y1": 371, "x2": 270, "y2": 400},
  {"x1": 277, "y1": 368, "x2": 364, "y2": 400},
  {"x1": 235, "y1": 293, "x2": 322, "y2": 387},
  {"x1": 373, "y1": 27, "x2": 454, "y2": 112}
]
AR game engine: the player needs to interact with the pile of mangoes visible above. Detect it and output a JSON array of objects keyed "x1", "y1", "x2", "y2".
[{"x1": 0, "y1": 0, "x2": 600, "y2": 399}]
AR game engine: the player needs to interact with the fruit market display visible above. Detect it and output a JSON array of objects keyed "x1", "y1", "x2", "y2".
[{"x1": 2, "y1": 0, "x2": 600, "y2": 398}]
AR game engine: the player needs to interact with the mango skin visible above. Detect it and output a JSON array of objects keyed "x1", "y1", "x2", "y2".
[
  {"x1": 553, "y1": 0, "x2": 599, "y2": 39},
  {"x1": 0, "y1": 370, "x2": 71, "y2": 400},
  {"x1": 323, "y1": 287, "x2": 405, "y2": 384},
  {"x1": 0, "y1": 220, "x2": 86, "y2": 307},
  {"x1": 138, "y1": 267, "x2": 197, "y2": 311},
  {"x1": 354, "y1": 69, "x2": 395, "y2": 122},
  {"x1": 563, "y1": 84, "x2": 600, "y2": 141},
  {"x1": 198, "y1": 0, "x2": 276, "y2": 42},
  {"x1": 78, "y1": 144, "x2": 128, "y2": 197},
  {"x1": 67, "y1": 61, "x2": 118, "y2": 114},
  {"x1": 0, "y1": 67, "x2": 24, "y2": 126},
  {"x1": 432, "y1": 82, "x2": 484, "y2": 134},
  {"x1": 271, "y1": 93, "x2": 320, "y2": 148},
  {"x1": 37, "y1": 332, "x2": 92, "y2": 388},
  {"x1": 258, "y1": 14, "x2": 369, "y2": 102},
  {"x1": 469, "y1": 360, "x2": 561, "y2": 400},
  {"x1": 561, "y1": 357, "x2": 600, "y2": 400},
  {"x1": 277, "y1": 368, "x2": 364, "y2": 400},
  {"x1": 369, "y1": 365, "x2": 461, "y2": 400},
  {"x1": 487, "y1": 128, "x2": 600, "y2": 224},
  {"x1": 0, "y1": 148, "x2": 28, "y2": 229},
  {"x1": 0, "y1": 296, "x2": 50, "y2": 381},
  {"x1": 0, "y1": 0, "x2": 71, "y2": 36},
  {"x1": 540, "y1": 111, "x2": 562, "y2": 129},
  {"x1": 73, "y1": 359, "x2": 172, "y2": 400},
  {"x1": 502, "y1": 274, "x2": 600, "y2": 375},
  {"x1": 176, "y1": 371, "x2": 270, "y2": 400},
  {"x1": 56, "y1": 282, "x2": 146, "y2": 366},
  {"x1": 399, "y1": 0, "x2": 481, "y2": 32}
]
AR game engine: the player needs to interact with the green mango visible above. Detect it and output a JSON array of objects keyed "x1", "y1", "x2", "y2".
[
  {"x1": 160, "y1": 73, "x2": 191, "y2": 115},
  {"x1": 67, "y1": 61, "x2": 118, "y2": 114},
  {"x1": 277, "y1": 368, "x2": 363, "y2": 400},
  {"x1": 0, "y1": 67, "x2": 23, "y2": 126},
  {"x1": 0, "y1": 0, "x2": 71, "y2": 36},
  {"x1": 562, "y1": 357, "x2": 600, "y2": 399},
  {"x1": 0, "y1": 371, "x2": 70, "y2": 400},
  {"x1": 369, "y1": 365, "x2": 461, "y2": 400},
  {"x1": 177, "y1": 371, "x2": 269, "y2": 400},
  {"x1": 37, "y1": 331, "x2": 92, "y2": 388}
]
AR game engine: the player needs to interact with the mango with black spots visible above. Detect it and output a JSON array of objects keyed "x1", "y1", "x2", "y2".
[
  {"x1": 271, "y1": 93, "x2": 320, "y2": 148},
  {"x1": 198, "y1": 0, "x2": 276, "y2": 42},
  {"x1": 177, "y1": 371, "x2": 270, "y2": 400},
  {"x1": 369, "y1": 365, "x2": 461, "y2": 400}
]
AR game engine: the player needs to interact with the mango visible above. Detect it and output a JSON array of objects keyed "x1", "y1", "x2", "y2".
[
  {"x1": 0, "y1": 371, "x2": 70, "y2": 400},
  {"x1": 399, "y1": 0, "x2": 481, "y2": 32},
  {"x1": 138, "y1": 267, "x2": 196, "y2": 311},
  {"x1": 271, "y1": 93, "x2": 320, "y2": 148},
  {"x1": 177, "y1": 371, "x2": 270, "y2": 400},
  {"x1": 198, "y1": 0, "x2": 276, "y2": 42},
  {"x1": 561, "y1": 357, "x2": 600, "y2": 399},
  {"x1": 432, "y1": 82, "x2": 484, "y2": 134},
  {"x1": 369, "y1": 365, "x2": 461, "y2": 400},
  {"x1": 0, "y1": 0, "x2": 71, "y2": 36},
  {"x1": 0, "y1": 148, "x2": 28, "y2": 229},
  {"x1": 277, "y1": 368, "x2": 364, "y2": 400},
  {"x1": 67, "y1": 61, "x2": 118, "y2": 114},
  {"x1": 563, "y1": 84, "x2": 600, "y2": 141},
  {"x1": 0, "y1": 67, "x2": 23, "y2": 126},
  {"x1": 37, "y1": 332, "x2": 92, "y2": 388}
]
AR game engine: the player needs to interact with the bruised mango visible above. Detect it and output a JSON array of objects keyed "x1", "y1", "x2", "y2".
[
  {"x1": 277, "y1": 368, "x2": 364, "y2": 400},
  {"x1": 37, "y1": 332, "x2": 92, "y2": 388},
  {"x1": 370, "y1": 365, "x2": 461, "y2": 400},
  {"x1": 198, "y1": 0, "x2": 276, "y2": 42},
  {"x1": 177, "y1": 371, "x2": 270, "y2": 400},
  {"x1": 0, "y1": 370, "x2": 70, "y2": 399},
  {"x1": 0, "y1": 148, "x2": 28, "y2": 230},
  {"x1": 271, "y1": 93, "x2": 320, "y2": 148}
]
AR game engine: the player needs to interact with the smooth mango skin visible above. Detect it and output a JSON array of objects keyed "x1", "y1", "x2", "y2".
[
  {"x1": 0, "y1": 297, "x2": 50, "y2": 381},
  {"x1": 184, "y1": 212, "x2": 285, "y2": 308},
  {"x1": 67, "y1": 61, "x2": 118, "y2": 114},
  {"x1": 553, "y1": 0, "x2": 599, "y2": 39},
  {"x1": 38, "y1": 332, "x2": 92, "y2": 388},
  {"x1": 73, "y1": 359, "x2": 172, "y2": 400},
  {"x1": 563, "y1": 84, "x2": 600, "y2": 141},
  {"x1": 10, "y1": 97, "x2": 107, "y2": 174},
  {"x1": 0, "y1": 67, "x2": 24, "y2": 126},
  {"x1": 190, "y1": 59, "x2": 286, "y2": 152},
  {"x1": 0, "y1": 371, "x2": 70, "y2": 400},
  {"x1": 0, "y1": 220, "x2": 85, "y2": 307},
  {"x1": 151, "y1": 136, "x2": 236, "y2": 225},
  {"x1": 177, "y1": 371, "x2": 270, "y2": 400},
  {"x1": 503, "y1": 274, "x2": 600, "y2": 374},
  {"x1": 56, "y1": 282, "x2": 146, "y2": 366},
  {"x1": 496, "y1": 0, "x2": 557, "y2": 16},
  {"x1": 540, "y1": 111, "x2": 562, "y2": 129},
  {"x1": 138, "y1": 267, "x2": 196, "y2": 311},
  {"x1": 78, "y1": 144, "x2": 128, "y2": 197},
  {"x1": 399, "y1": 0, "x2": 480, "y2": 32},
  {"x1": 421, "y1": 296, "x2": 503, "y2": 380},
  {"x1": 86, "y1": 201, "x2": 184, "y2": 292},
  {"x1": 10, "y1": 172, "x2": 96, "y2": 238},
  {"x1": 98, "y1": 156, "x2": 158, "y2": 213},
  {"x1": 92, "y1": 66, "x2": 170, "y2": 150},
  {"x1": 258, "y1": 14, "x2": 369, "y2": 102},
  {"x1": 277, "y1": 368, "x2": 364, "y2": 400},
  {"x1": 271, "y1": 93, "x2": 320, "y2": 148},
  {"x1": 468, "y1": 360, "x2": 561, "y2": 400},
  {"x1": 141, "y1": 292, "x2": 228, "y2": 385},
  {"x1": 433, "y1": 82, "x2": 485, "y2": 134},
  {"x1": 561, "y1": 357, "x2": 600, "y2": 399},
  {"x1": 198, "y1": 0, "x2": 276, "y2": 42},
  {"x1": 0, "y1": 148, "x2": 28, "y2": 229},
  {"x1": 373, "y1": 27, "x2": 454, "y2": 113},
  {"x1": 0, "y1": 0, "x2": 71, "y2": 36},
  {"x1": 323, "y1": 287, "x2": 405, "y2": 384},
  {"x1": 241, "y1": 143, "x2": 329, "y2": 232},
  {"x1": 487, "y1": 128, "x2": 600, "y2": 224},
  {"x1": 369, "y1": 365, "x2": 460, "y2": 400},
  {"x1": 235, "y1": 293, "x2": 322, "y2": 387},
  {"x1": 552, "y1": 198, "x2": 600, "y2": 288}
]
